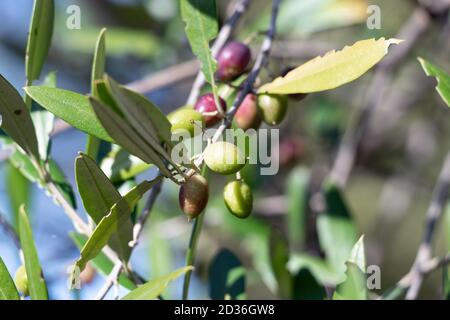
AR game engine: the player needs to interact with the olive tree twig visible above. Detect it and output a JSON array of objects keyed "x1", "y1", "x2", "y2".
[
  {"x1": 328, "y1": 5, "x2": 433, "y2": 188},
  {"x1": 128, "y1": 176, "x2": 164, "y2": 249},
  {"x1": 182, "y1": 0, "x2": 282, "y2": 300},
  {"x1": 186, "y1": 0, "x2": 253, "y2": 106},
  {"x1": 402, "y1": 151, "x2": 450, "y2": 299},
  {"x1": 95, "y1": 261, "x2": 123, "y2": 300}
]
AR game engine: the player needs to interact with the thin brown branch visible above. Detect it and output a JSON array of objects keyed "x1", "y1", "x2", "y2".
[{"x1": 328, "y1": 6, "x2": 433, "y2": 188}]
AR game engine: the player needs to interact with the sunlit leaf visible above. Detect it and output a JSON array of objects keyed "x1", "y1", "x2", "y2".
[
  {"x1": 19, "y1": 206, "x2": 48, "y2": 300},
  {"x1": 0, "y1": 75, "x2": 40, "y2": 160},
  {"x1": 419, "y1": 58, "x2": 450, "y2": 108},
  {"x1": 25, "y1": 86, "x2": 113, "y2": 142},
  {"x1": 122, "y1": 266, "x2": 193, "y2": 300},
  {"x1": 25, "y1": 0, "x2": 54, "y2": 82},
  {"x1": 258, "y1": 38, "x2": 402, "y2": 94},
  {"x1": 333, "y1": 262, "x2": 367, "y2": 300},
  {"x1": 0, "y1": 257, "x2": 19, "y2": 300}
]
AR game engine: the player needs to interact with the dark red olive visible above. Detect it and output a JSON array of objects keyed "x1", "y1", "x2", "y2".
[
  {"x1": 179, "y1": 174, "x2": 209, "y2": 220},
  {"x1": 194, "y1": 93, "x2": 227, "y2": 127},
  {"x1": 217, "y1": 41, "x2": 251, "y2": 81},
  {"x1": 235, "y1": 93, "x2": 261, "y2": 130}
]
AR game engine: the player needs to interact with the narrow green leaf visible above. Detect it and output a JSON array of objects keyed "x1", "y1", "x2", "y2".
[
  {"x1": 286, "y1": 167, "x2": 310, "y2": 251},
  {"x1": 270, "y1": 230, "x2": 292, "y2": 299},
  {"x1": 122, "y1": 266, "x2": 193, "y2": 300},
  {"x1": 0, "y1": 75, "x2": 40, "y2": 160},
  {"x1": 72, "y1": 178, "x2": 162, "y2": 276},
  {"x1": 333, "y1": 262, "x2": 367, "y2": 300},
  {"x1": 181, "y1": 0, "x2": 218, "y2": 85},
  {"x1": 75, "y1": 153, "x2": 121, "y2": 223},
  {"x1": 8, "y1": 147, "x2": 40, "y2": 184},
  {"x1": 75, "y1": 153, "x2": 132, "y2": 261},
  {"x1": 419, "y1": 58, "x2": 450, "y2": 108},
  {"x1": 0, "y1": 257, "x2": 20, "y2": 300},
  {"x1": 209, "y1": 249, "x2": 246, "y2": 300},
  {"x1": 24, "y1": 86, "x2": 113, "y2": 142},
  {"x1": 26, "y1": 0, "x2": 54, "y2": 82},
  {"x1": 89, "y1": 96, "x2": 171, "y2": 177},
  {"x1": 18, "y1": 206, "x2": 48, "y2": 300},
  {"x1": 6, "y1": 162, "x2": 31, "y2": 228},
  {"x1": 70, "y1": 233, "x2": 136, "y2": 291},
  {"x1": 317, "y1": 180, "x2": 358, "y2": 276},
  {"x1": 87, "y1": 28, "x2": 107, "y2": 160}
]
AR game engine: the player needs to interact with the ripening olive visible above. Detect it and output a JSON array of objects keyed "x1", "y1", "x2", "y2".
[
  {"x1": 223, "y1": 180, "x2": 253, "y2": 219},
  {"x1": 217, "y1": 41, "x2": 252, "y2": 81},
  {"x1": 14, "y1": 265, "x2": 29, "y2": 297},
  {"x1": 257, "y1": 93, "x2": 288, "y2": 126},
  {"x1": 194, "y1": 93, "x2": 227, "y2": 127},
  {"x1": 235, "y1": 93, "x2": 261, "y2": 131},
  {"x1": 204, "y1": 141, "x2": 246, "y2": 175},
  {"x1": 179, "y1": 174, "x2": 209, "y2": 220},
  {"x1": 167, "y1": 107, "x2": 204, "y2": 137}
]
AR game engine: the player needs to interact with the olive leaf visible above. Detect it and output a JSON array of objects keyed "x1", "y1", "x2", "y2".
[
  {"x1": 86, "y1": 28, "x2": 107, "y2": 160},
  {"x1": 333, "y1": 235, "x2": 367, "y2": 300},
  {"x1": 70, "y1": 233, "x2": 136, "y2": 291},
  {"x1": 209, "y1": 249, "x2": 246, "y2": 300},
  {"x1": 75, "y1": 153, "x2": 133, "y2": 261},
  {"x1": 25, "y1": 86, "x2": 113, "y2": 142},
  {"x1": 0, "y1": 257, "x2": 20, "y2": 300},
  {"x1": 89, "y1": 96, "x2": 172, "y2": 177},
  {"x1": 270, "y1": 230, "x2": 292, "y2": 299},
  {"x1": 25, "y1": 0, "x2": 54, "y2": 82},
  {"x1": 122, "y1": 266, "x2": 194, "y2": 300},
  {"x1": 258, "y1": 38, "x2": 403, "y2": 94},
  {"x1": 72, "y1": 177, "x2": 162, "y2": 277},
  {"x1": 419, "y1": 58, "x2": 450, "y2": 108},
  {"x1": 6, "y1": 161, "x2": 31, "y2": 228},
  {"x1": 180, "y1": 0, "x2": 218, "y2": 86},
  {"x1": 19, "y1": 205, "x2": 48, "y2": 300},
  {"x1": 0, "y1": 75, "x2": 40, "y2": 160}
]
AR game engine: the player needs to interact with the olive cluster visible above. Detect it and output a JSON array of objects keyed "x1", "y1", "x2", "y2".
[{"x1": 169, "y1": 41, "x2": 301, "y2": 221}]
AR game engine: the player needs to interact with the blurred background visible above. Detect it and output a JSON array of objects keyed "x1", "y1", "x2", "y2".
[{"x1": 0, "y1": 0, "x2": 450, "y2": 299}]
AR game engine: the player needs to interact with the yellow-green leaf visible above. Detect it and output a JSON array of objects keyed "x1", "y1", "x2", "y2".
[
  {"x1": 258, "y1": 38, "x2": 402, "y2": 94},
  {"x1": 418, "y1": 58, "x2": 450, "y2": 108},
  {"x1": 0, "y1": 257, "x2": 19, "y2": 300},
  {"x1": 122, "y1": 266, "x2": 193, "y2": 300}
]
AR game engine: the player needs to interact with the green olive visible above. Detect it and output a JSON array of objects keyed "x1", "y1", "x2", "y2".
[
  {"x1": 223, "y1": 180, "x2": 253, "y2": 219},
  {"x1": 179, "y1": 174, "x2": 209, "y2": 220},
  {"x1": 14, "y1": 265, "x2": 29, "y2": 297},
  {"x1": 167, "y1": 107, "x2": 204, "y2": 137},
  {"x1": 204, "y1": 141, "x2": 246, "y2": 175},
  {"x1": 257, "y1": 93, "x2": 288, "y2": 126}
]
